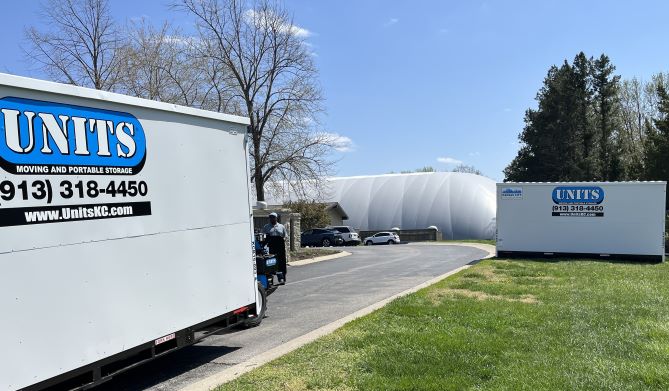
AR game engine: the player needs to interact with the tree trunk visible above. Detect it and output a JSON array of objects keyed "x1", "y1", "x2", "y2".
[
  {"x1": 253, "y1": 129, "x2": 265, "y2": 201},
  {"x1": 255, "y1": 167, "x2": 265, "y2": 201}
]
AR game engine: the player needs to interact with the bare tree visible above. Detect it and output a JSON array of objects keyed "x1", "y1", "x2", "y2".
[
  {"x1": 175, "y1": 0, "x2": 336, "y2": 201},
  {"x1": 619, "y1": 78, "x2": 648, "y2": 177},
  {"x1": 618, "y1": 73, "x2": 669, "y2": 178},
  {"x1": 452, "y1": 164, "x2": 483, "y2": 175},
  {"x1": 116, "y1": 20, "x2": 211, "y2": 106},
  {"x1": 25, "y1": 0, "x2": 121, "y2": 90}
]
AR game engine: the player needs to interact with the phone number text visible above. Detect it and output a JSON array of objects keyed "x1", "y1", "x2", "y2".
[
  {"x1": 552, "y1": 205, "x2": 604, "y2": 212},
  {"x1": 0, "y1": 180, "x2": 148, "y2": 205}
]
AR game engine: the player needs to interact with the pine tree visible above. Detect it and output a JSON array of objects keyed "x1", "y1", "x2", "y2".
[
  {"x1": 570, "y1": 52, "x2": 596, "y2": 180},
  {"x1": 505, "y1": 54, "x2": 594, "y2": 181},
  {"x1": 592, "y1": 54, "x2": 622, "y2": 180},
  {"x1": 645, "y1": 84, "x2": 669, "y2": 206},
  {"x1": 505, "y1": 65, "x2": 569, "y2": 182},
  {"x1": 505, "y1": 52, "x2": 627, "y2": 182}
]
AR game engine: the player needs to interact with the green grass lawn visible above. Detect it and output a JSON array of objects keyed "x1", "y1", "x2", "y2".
[
  {"x1": 290, "y1": 247, "x2": 342, "y2": 262},
  {"x1": 219, "y1": 258, "x2": 669, "y2": 391}
]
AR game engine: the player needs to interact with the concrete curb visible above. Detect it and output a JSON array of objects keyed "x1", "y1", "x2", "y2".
[
  {"x1": 410, "y1": 242, "x2": 496, "y2": 255},
  {"x1": 288, "y1": 250, "x2": 352, "y2": 266},
  {"x1": 180, "y1": 243, "x2": 495, "y2": 391}
]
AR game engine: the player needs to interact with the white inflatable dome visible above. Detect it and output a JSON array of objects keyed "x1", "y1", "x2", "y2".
[{"x1": 324, "y1": 172, "x2": 496, "y2": 240}]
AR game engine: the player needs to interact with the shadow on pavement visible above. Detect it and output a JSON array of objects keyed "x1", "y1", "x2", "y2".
[{"x1": 95, "y1": 344, "x2": 241, "y2": 391}]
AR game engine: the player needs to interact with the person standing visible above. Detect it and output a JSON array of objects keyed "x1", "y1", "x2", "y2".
[{"x1": 261, "y1": 212, "x2": 287, "y2": 284}]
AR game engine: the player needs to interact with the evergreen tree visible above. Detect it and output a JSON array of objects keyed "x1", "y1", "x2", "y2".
[
  {"x1": 570, "y1": 52, "x2": 596, "y2": 180},
  {"x1": 505, "y1": 54, "x2": 594, "y2": 181},
  {"x1": 505, "y1": 52, "x2": 626, "y2": 182},
  {"x1": 505, "y1": 65, "x2": 563, "y2": 181},
  {"x1": 645, "y1": 84, "x2": 669, "y2": 206},
  {"x1": 592, "y1": 54, "x2": 622, "y2": 180}
]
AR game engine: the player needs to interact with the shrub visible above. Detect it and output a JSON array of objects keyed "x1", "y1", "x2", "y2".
[{"x1": 285, "y1": 200, "x2": 330, "y2": 231}]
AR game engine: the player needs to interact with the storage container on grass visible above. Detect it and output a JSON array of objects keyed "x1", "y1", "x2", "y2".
[{"x1": 496, "y1": 182, "x2": 666, "y2": 262}]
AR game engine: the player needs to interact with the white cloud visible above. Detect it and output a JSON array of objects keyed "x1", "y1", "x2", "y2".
[
  {"x1": 320, "y1": 132, "x2": 354, "y2": 152},
  {"x1": 438, "y1": 27, "x2": 449, "y2": 34},
  {"x1": 503, "y1": 108, "x2": 511, "y2": 112},
  {"x1": 384, "y1": 18, "x2": 399, "y2": 26},
  {"x1": 468, "y1": 152, "x2": 481, "y2": 157},
  {"x1": 301, "y1": 41, "x2": 319, "y2": 57},
  {"x1": 245, "y1": 9, "x2": 312, "y2": 38},
  {"x1": 437, "y1": 156, "x2": 463, "y2": 165},
  {"x1": 290, "y1": 25, "x2": 312, "y2": 38}
]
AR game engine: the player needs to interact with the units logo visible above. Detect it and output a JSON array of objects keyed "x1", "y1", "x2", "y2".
[
  {"x1": 552, "y1": 186, "x2": 604, "y2": 204},
  {"x1": 0, "y1": 97, "x2": 146, "y2": 175},
  {"x1": 501, "y1": 187, "x2": 523, "y2": 199}
]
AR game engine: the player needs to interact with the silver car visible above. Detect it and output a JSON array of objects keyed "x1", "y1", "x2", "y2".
[{"x1": 364, "y1": 231, "x2": 400, "y2": 245}]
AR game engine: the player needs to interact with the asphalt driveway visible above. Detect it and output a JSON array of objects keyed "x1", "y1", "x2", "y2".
[{"x1": 97, "y1": 243, "x2": 488, "y2": 390}]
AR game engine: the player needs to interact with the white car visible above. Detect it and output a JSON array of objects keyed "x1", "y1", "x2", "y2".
[
  {"x1": 327, "y1": 226, "x2": 361, "y2": 245},
  {"x1": 364, "y1": 231, "x2": 400, "y2": 245}
]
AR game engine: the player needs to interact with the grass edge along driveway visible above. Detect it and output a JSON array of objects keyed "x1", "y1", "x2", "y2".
[{"x1": 218, "y1": 258, "x2": 669, "y2": 391}]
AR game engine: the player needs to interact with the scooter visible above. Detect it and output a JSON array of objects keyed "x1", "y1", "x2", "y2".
[{"x1": 244, "y1": 232, "x2": 282, "y2": 327}]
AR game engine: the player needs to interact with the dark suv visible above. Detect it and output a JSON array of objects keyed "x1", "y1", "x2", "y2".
[{"x1": 300, "y1": 228, "x2": 344, "y2": 247}]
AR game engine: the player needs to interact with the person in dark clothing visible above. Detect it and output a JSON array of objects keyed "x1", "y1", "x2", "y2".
[{"x1": 261, "y1": 212, "x2": 287, "y2": 284}]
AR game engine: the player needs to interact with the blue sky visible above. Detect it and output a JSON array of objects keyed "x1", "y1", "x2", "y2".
[{"x1": 2, "y1": 1, "x2": 669, "y2": 180}]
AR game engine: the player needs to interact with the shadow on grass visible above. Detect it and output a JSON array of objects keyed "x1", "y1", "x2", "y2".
[{"x1": 491, "y1": 256, "x2": 662, "y2": 266}]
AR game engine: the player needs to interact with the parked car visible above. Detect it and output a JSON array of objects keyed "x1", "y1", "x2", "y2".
[
  {"x1": 301, "y1": 228, "x2": 344, "y2": 247},
  {"x1": 327, "y1": 226, "x2": 361, "y2": 246},
  {"x1": 364, "y1": 231, "x2": 401, "y2": 245}
]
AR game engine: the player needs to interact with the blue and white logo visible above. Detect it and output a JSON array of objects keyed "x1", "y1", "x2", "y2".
[
  {"x1": 0, "y1": 97, "x2": 146, "y2": 175},
  {"x1": 552, "y1": 186, "x2": 604, "y2": 204},
  {"x1": 501, "y1": 187, "x2": 523, "y2": 199}
]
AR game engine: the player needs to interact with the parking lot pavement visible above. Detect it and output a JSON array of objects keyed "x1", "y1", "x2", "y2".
[{"x1": 97, "y1": 243, "x2": 488, "y2": 390}]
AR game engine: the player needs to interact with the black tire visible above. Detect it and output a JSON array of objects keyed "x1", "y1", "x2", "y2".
[
  {"x1": 243, "y1": 282, "x2": 267, "y2": 328},
  {"x1": 387, "y1": 240, "x2": 394, "y2": 245},
  {"x1": 322, "y1": 238, "x2": 331, "y2": 247},
  {"x1": 365, "y1": 240, "x2": 373, "y2": 246}
]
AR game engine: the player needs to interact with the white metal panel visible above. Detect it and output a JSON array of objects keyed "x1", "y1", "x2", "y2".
[
  {"x1": 0, "y1": 73, "x2": 250, "y2": 126},
  {"x1": 0, "y1": 83, "x2": 250, "y2": 253},
  {"x1": 1, "y1": 225, "x2": 253, "y2": 389},
  {"x1": 496, "y1": 182, "x2": 666, "y2": 258},
  {"x1": 0, "y1": 78, "x2": 255, "y2": 389}
]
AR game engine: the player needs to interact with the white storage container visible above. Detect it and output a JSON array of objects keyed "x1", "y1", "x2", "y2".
[
  {"x1": 0, "y1": 73, "x2": 256, "y2": 390},
  {"x1": 496, "y1": 182, "x2": 666, "y2": 262}
]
